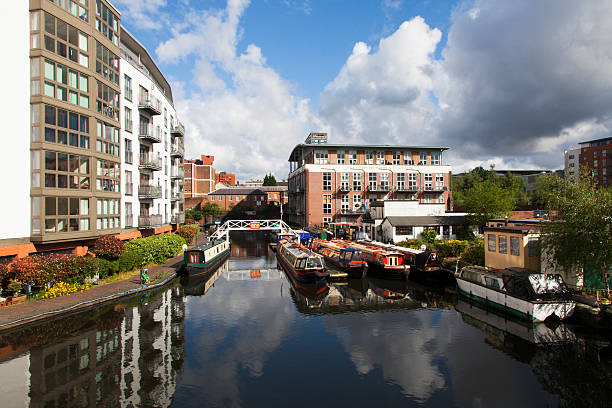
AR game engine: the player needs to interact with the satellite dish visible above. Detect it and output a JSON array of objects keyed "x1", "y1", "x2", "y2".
[{"x1": 420, "y1": 244, "x2": 426, "y2": 251}]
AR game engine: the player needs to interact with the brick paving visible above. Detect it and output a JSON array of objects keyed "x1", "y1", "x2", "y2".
[{"x1": 0, "y1": 233, "x2": 209, "y2": 331}]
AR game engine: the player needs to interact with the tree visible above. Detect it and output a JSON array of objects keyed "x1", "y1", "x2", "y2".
[
  {"x1": 202, "y1": 202, "x2": 223, "y2": 223},
  {"x1": 263, "y1": 173, "x2": 277, "y2": 186},
  {"x1": 538, "y1": 170, "x2": 612, "y2": 295},
  {"x1": 186, "y1": 208, "x2": 203, "y2": 221},
  {"x1": 462, "y1": 178, "x2": 517, "y2": 227}
]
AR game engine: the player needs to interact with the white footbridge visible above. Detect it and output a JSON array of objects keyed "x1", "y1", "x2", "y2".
[{"x1": 209, "y1": 219, "x2": 299, "y2": 241}]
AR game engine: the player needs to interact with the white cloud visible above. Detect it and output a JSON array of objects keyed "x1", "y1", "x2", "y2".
[{"x1": 112, "y1": 0, "x2": 168, "y2": 30}]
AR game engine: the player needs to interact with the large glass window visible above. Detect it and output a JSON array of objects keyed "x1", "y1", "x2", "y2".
[
  {"x1": 431, "y1": 151, "x2": 441, "y2": 165},
  {"x1": 95, "y1": 41, "x2": 119, "y2": 86},
  {"x1": 510, "y1": 236, "x2": 520, "y2": 256},
  {"x1": 323, "y1": 172, "x2": 332, "y2": 191},
  {"x1": 376, "y1": 151, "x2": 384, "y2": 165},
  {"x1": 419, "y1": 151, "x2": 428, "y2": 165},
  {"x1": 498, "y1": 235, "x2": 508, "y2": 254},
  {"x1": 352, "y1": 172, "x2": 361, "y2": 191},
  {"x1": 323, "y1": 194, "x2": 331, "y2": 214},
  {"x1": 365, "y1": 151, "x2": 373, "y2": 165},
  {"x1": 488, "y1": 234, "x2": 496, "y2": 252},
  {"x1": 337, "y1": 150, "x2": 345, "y2": 164}
]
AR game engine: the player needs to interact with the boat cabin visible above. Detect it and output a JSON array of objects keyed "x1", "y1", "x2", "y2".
[
  {"x1": 184, "y1": 239, "x2": 230, "y2": 267},
  {"x1": 279, "y1": 242, "x2": 325, "y2": 270}
]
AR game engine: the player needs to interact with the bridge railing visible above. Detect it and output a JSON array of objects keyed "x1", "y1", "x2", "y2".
[{"x1": 208, "y1": 219, "x2": 299, "y2": 241}]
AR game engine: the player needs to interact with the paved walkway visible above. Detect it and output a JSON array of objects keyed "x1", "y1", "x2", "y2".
[{"x1": 0, "y1": 233, "x2": 209, "y2": 332}]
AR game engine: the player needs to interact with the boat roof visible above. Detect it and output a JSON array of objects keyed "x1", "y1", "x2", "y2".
[
  {"x1": 189, "y1": 239, "x2": 226, "y2": 252},
  {"x1": 283, "y1": 241, "x2": 322, "y2": 259}
]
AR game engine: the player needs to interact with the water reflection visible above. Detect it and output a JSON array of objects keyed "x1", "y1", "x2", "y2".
[{"x1": 0, "y1": 284, "x2": 186, "y2": 408}]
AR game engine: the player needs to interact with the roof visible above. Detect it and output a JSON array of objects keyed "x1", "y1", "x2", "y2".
[
  {"x1": 383, "y1": 215, "x2": 467, "y2": 226},
  {"x1": 288, "y1": 143, "x2": 449, "y2": 162},
  {"x1": 209, "y1": 188, "x2": 265, "y2": 195},
  {"x1": 260, "y1": 186, "x2": 288, "y2": 192},
  {"x1": 579, "y1": 136, "x2": 612, "y2": 146}
]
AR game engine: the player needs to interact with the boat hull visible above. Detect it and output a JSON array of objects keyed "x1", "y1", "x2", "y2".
[
  {"x1": 276, "y1": 251, "x2": 326, "y2": 283},
  {"x1": 456, "y1": 278, "x2": 576, "y2": 322},
  {"x1": 366, "y1": 261, "x2": 407, "y2": 280},
  {"x1": 409, "y1": 266, "x2": 455, "y2": 286},
  {"x1": 320, "y1": 255, "x2": 366, "y2": 278}
]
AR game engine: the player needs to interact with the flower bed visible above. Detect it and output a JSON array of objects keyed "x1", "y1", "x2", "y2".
[{"x1": 41, "y1": 282, "x2": 92, "y2": 299}]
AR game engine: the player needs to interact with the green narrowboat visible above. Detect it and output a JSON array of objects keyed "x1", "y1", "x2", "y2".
[{"x1": 183, "y1": 239, "x2": 231, "y2": 274}]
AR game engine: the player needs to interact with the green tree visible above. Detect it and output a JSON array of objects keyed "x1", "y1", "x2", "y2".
[
  {"x1": 462, "y1": 178, "x2": 517, "y2": 227},
  {"x1": 538, "y1": 170, "x2": 612, "y2": 295},
  {"x1": 202, "y1": 202, "x2": 223, "y2": 223},
  {"x1": 263, "y1": 173, "x2": 277, "y2": 186},
  {"x1": 420, "y1": 229, "x2": 437, "y2": 245},
  {"x1": 186, "y1": 208, "x2": 203, "y2": 221}
]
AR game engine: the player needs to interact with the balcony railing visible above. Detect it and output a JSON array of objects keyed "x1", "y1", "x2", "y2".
[
  {"x1": 170, "y1": 144, "x2": 184, "y2": 157},
  {"x1": 125, "y1": 214, "x2": 133, "y2": 228},
  {"x1": 171, "y1": 191, "x2": 184, "y2": 201},
  {"x1": 396, "y1": 184, "x2": 419, "y2": 192},
  {"x1": 171, "y1": 213, "x2": 185, "y2": 224},
  {"x1": 368, "y1": 184, "x2": 390, "y2": 192},
  {"x1": 138, "y1": 96, "x2": 162, "y2": 115},
  {"x1": 125, "y1": 182, "x2": 133, "y2": 195},
  {"x1": 339, "y1": 209, "x2": 365, "y2": 215},
  {"x1": 170, "y1": 167, "x2": 185, "y2": 179},
  {"x1": 138, "y1": 214, "x2": 163, "y2": 229},
  {"x1": 138, "y1": 123, "x2": 161, "y2": 143},
  {"x1": 125, "y1": 150, "x2": 133, "y2": 164},
  {"x1": 170, "y1": 123, "x2": 185, "y2": 137},
  {"x1": 338, "y1": 185, "x2": 351, "y2": 192},
  {"x1": 139, "y1": 155, "x2": 162, "y2": 171},
  {"x1": 138, "y1": 184, "x2": 162, "y2": 199}
]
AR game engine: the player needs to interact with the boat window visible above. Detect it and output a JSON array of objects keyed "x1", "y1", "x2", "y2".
[
  {"x1": 296, "y1": 258, "x2": 306, "y2": 269},
  {"x1": 485, "y1": 277, "x2": 500, "y2": 289},
  {"x1": 306, "y1": 257, "x2": 322, "y2": 268},
  {"x1": 462, "y1": 270, "x2": 483, "y2": 283}
]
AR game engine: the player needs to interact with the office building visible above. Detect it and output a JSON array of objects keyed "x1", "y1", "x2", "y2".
[
  {"x1": 579, "y1": 136, "x2": 611, "y2": 187},
  {"x1": 184, "y1": 155, "x2": 215, "y2": 198}
]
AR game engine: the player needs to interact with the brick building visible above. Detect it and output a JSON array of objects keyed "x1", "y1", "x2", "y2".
[
  {"x1": 184, "y1": 155, "x2": 215, "y2": 198},
  {"x1": 200, "y1": 188, "x2": 268, "y2": 211},
  {"x1": 579, "y1": 136, "x2": 611, "y2": 187},
  {"x1": 287, "y1": 133, "x2": 453, "y2": 228},
  {"x1": 261, "y1": 186, "x2": 288, "y2": 206},
  {"x1": 215, "y1": 171, "x2": 236, "y2": 186}
]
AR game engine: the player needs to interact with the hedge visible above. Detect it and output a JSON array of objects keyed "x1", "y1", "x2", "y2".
[
  {"x1": 460, "y1": 240, "x2": 485, "y2": 266},
  {"x1": 396, "y1": 239, "x2": 426, "y2": 250},
  {"x1": 175, "y1": 225, "x2": 198, "y2": 245},
  {"x1": 124, "y1": 233, "x2": 186, "y2": 264},
  {"x1": 433, "y1": 240, "x2": 469, "y2": 259}
]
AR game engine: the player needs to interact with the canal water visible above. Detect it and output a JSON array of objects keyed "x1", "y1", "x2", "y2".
[{"x1": 0, "y1": 232, "x2": 610, "y2": 407}]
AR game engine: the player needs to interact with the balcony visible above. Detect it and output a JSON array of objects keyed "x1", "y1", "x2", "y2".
[
  {"x1": 170, "y1": 167, "x2": 184, "y2": 179},
  {"x1": 138, "y1": 184, "x2": 162, "y2": 199},
  {"x1": 125, "y1": 214, "x2": 133, "y2": 228},
  {"x1": 138, "y1": 96, "x2": 162, "y2": 115},
  {"x1": 125, "y1": 150, "x2": 133, "y2": 164},
  {"x1": 338, "y1": 185, "x2": 351, "y2": 192},
  {"x1": 368, "y1": 184, "x2": 390, "y2": 192},
  {"x1": 138, "y1": 123, "x2": 162, "y2": 143},
  {"x1": 139, "y1": 156, "x2": 162, "y2": 171},
  {"x1": 125, "y1": 182, "x2": 133, "y2": 196},
  {"x1": 339, "y1": 209, "x2": 365, "y2": 215},
  {"x1": 170, "y1": 144, "x2": 184, "y2": 157},
  {"x1": 171, "y1": 191, "x2": 184, "y2": 201},
  {"x1": 138, "y1": 214, "x2": 163, "y2": 229},
  {"x1": 170, "y1": 123, "x2": 185, "y2": 137},
  {"x1": 171, "y1": 213, "x2": 185, "y2": 224},
  {"x1": 396, "y1": 184, "x2": 419, "y2": 192}
]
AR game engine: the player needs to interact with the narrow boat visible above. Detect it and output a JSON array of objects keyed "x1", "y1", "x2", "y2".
[
  {"x1": 455, "y1": 266, "x2": 576, "y2": 322},
  {"x1": 310, "y1": 239, "x2": 367, "y2": 278},
  {"x1": 332, "y1": 239, "x2": 408, "y2": 280},
  {"x1": 276, "y1": 239, "x2": 329, "y2": 282},
  {"x1": 180, "y1": 259, "x2": 229, "y2": 296},
  {"x1": 183, "y1": 239, "x2": 231, "y2": 275}
]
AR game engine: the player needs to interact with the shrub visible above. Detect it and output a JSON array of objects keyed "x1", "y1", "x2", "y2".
[
  {"x1": 396, "y1": 239, "x2": 426, "y2": 250},
  {"x1": 434, "y1": 240, "x2": 469, "y2": 259},
  {"x1": 454, "y1": 226, "x2": 476, "y2": 242},
  {"x1": 176, "y1": 225, "x2": 197, "y2": 245},
  {"x1": 117, "y1": 248, "x2": 144, "y2": 272},
  {"x1": 460, "y1": 240, "x2": 485, "y2": 266},
  {"x1": 186, "y1": 223, "x2": 201, "y2": 235},
  {"x1": 125, "y1": 234, "x2": 186, "y2": 265},
  {"x1": 10, "y1": 256, "x2": 42, "y2": 285},
  {"x1": 93, "y1": 235, "x2": 125, "y2": 260},
  {"x1": 94, "y1": 258, "x2": 120, "y2": 279},
  {"x1": 420, "y1": 229, "x2": 437, "y2": 245}
]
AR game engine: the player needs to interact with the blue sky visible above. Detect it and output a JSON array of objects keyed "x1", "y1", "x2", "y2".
[{"x1": 113, "y1": 0, "x2": 612, "y2": 180}]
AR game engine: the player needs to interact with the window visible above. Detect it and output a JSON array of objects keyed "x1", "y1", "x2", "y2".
[
  {"x1": 96, "y1": 80, "x2": 119, "y2": 121},
  {"x1": 337, "y1": 150, "x2": 345, "y2": 164},
  {"x1": 393, "y1": 151, "x2": 401, "y2": 165},
  {"x1": 96, "y1": 120, "x2": 119, "y2": 157},
  {"x1": 315, "y1": 150, "x2": 328, "y2": 164},
  {"x1": 435, "y1": 174, "x2": 444, "y2": 190},
  {"x1": 397, "y1": 173, "x2": 405, "y2": 190},
  {"x1": 408, "y1": 173, "x2": 417, "y2": 190},
  {"x1": 42, "y1": 13, "x2": 89, "y2": 67},
  {"x1": 341, "y1": 194, "x2": 349, "y2": 212},
  {"x1": 124, "y1": 75, "x2": 132, "y2": 101},
  {"x1": 340, "y1": 173, "x2": 350, "y2": 191},
  {"x1": 488, "y1": 234, "x2": 496, "y2": 252},
  {"x1": 43, "y1": 151, "x2": 90, "y2": 190},
  {"x1": 349, "y1": 150, "x2": 357, "y2": 164},
  {"x1": 323, "y1": 172, "x2": 332, "y2": 191},
  {"x1": 43, "y1": 105, "x2": 89, "y2": 149},
  {"x1": 95, "y1": 41, "x2": 119, "y2": 86},
  {"x1": 404, "y1": 151, "x2": 414, "y2": 165},
  {"x1": 368, "y1": 173, "x2": 377, "y2": 191},
  {"x1": 424, "y1": 173, "x2": 433, "y2": 190},
  {"x1": 352, "y1": 172, "x2": 361, "y2": 191},
  {"x1": 353, "y1": 194, "x2": 361, "y2": 211},
  {"x1": 96, "y1": 159, "x2": 119, "y2": 192},
  {"x1": 323, "y1": 217, "x2": 332, "y2": 224},
  {"x1": 380, "y1": 173, "x2": 389, "y2": 190},
  {"x1": 323, "y1": 194, "x2": 332, "y2": 214},
  {"x1": 95, "y1": 0, "x2": 119, "y2": 46},
  {"x1": 528, "y1": 238, "x2": 539, "y2": 257},
  {"x1": 431, "y1": 151, "x2": 441, "y2": 165},
  {"x1": 498, "y1": 235, "x2": 507, "y2": 254},
  {"x1": 396, "y1": 226, "x2": 413, "y2": 236},
  {"x1": 376, "y1": 151, "x2": 384, "y2": 164},
  {"x1": 124, "y1": 107, "x2": 132, "y2": 132},
  {"x1": 96, "y1": 199, "x2": 120, "y2": 230},
  {"x1": 419, "y1": 151, "x2": 428, "y2": 165},
  {"x1": 44, "y1": 197, "x2": 90, "y2": 233},
  {"x1": 437, "y1": 194, "x2": 445, "y2": 203},
  {"x1": 365, "y1": 151, "x2": 374, "y2": 165},
  {"x1": 510, "y1": 236, "x2": 520, "y2": 256}
]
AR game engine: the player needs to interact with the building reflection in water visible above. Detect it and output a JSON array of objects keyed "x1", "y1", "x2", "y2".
[{"x1": 0, "y1": 284, "x2": 186, "y2": 408}]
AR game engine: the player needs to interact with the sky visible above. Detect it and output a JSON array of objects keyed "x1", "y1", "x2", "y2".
[{"x1": 112, "y1": 0, "x2": 612, "y2": 182}]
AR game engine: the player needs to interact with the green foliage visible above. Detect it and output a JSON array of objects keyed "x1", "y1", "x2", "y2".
[
  {"x1": 421, "y1": 229, "x2": 438, "y2": 244},
  {"x1": 125, "y1": 234, "x2": 186, "y2": 264},
  {"x1": 434, "y1": 240, "x2": 469, "y2": 259},
  {"x1": 93, "y1": 258, "x2": 119, "y2": 279},
  {"x1": 202, "y1": 202, "x2": 223, "y2": 218},
  {"x1": 453, "y1": 226, "x2": 476, "y2": 241},
  {"x1": 460, "y1": 240, "x2": 485, "y2": 266},
  {"x1": 117, "y1": 248, "x2": 144, "y2": 273},
  {"x1": 176, "y1": 225, "x2": 198, "y2": 245},
  {"x1": 92, "y1": 235, "x2": 125, "y2": 260},
  {"x1": 538, "y1": 170, "x2": 612, "y2": 293},
  {"x1": 186, "y1": 208, "x2": 203, "y2": 221},
  {"x1": 185, "y1": 223, "x2": 201, "y2": 235},
  {"x1": 396, "y1": 239, "x2": 426, "y2": 250},
  {"x1": 263, "y1": 173, "x2": 278, "y2": 186}
]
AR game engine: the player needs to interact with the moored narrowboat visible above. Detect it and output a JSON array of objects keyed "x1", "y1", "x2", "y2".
[
  {"x1": 333, "y1": 240, "x2": 408, "y2": 279},
  {"x1": 310, "y1": 239, "x2": 367, "y2": 278},
  {"x1": 455, "y1": 266, "x2": 576, "y2": 322},
  {"x1": 183, "y1": 239, "x2": 231, "y2": 274},
  {"x1": 276, "y1": 239, "x2": 328, "y2": 282}
]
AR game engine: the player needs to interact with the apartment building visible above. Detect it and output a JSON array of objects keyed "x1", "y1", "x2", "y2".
[
  {"x1": 564, "y1": 148, "x2": 580, "y2": 181},
  {"x1": 261, "y1": 186, "x2": 288, "y2": 206},
  {"x1": 119, "y1": 28, "x2": 185, "y2": 230},
  {"x1": 200, "y1": 188, "x2": 268, "y2": 211},
  {"x1": 287, "y1": 133, "x2": 453, "y2": 227},
  {"x1": 579, "y1": 136, "x2": 611, "y2": 187},
  {"x1": 0, "y1": 1, "x2": 185, "y2": 259},
  {"x1": 184, "y1": 155, "x2": 215, "y2": 198},
  {"x1": 215, "y1": 171, "x2": 236, "y2": 186}
]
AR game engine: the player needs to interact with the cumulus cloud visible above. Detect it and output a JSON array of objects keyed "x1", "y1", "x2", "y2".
[
  {"x1": 320, "y1": 0, "x2": 612, "y2": 171},
  {"x1": 155, "y1": 0, "x2": 321, "y2": 181},
  {"x1": 112, "y1": 0, "x2": 168, "y2": 30}
]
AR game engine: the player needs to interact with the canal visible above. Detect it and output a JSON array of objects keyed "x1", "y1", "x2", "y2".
[{"x1": 0, "y1": 232, "x2": 610, "y2": 407}]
